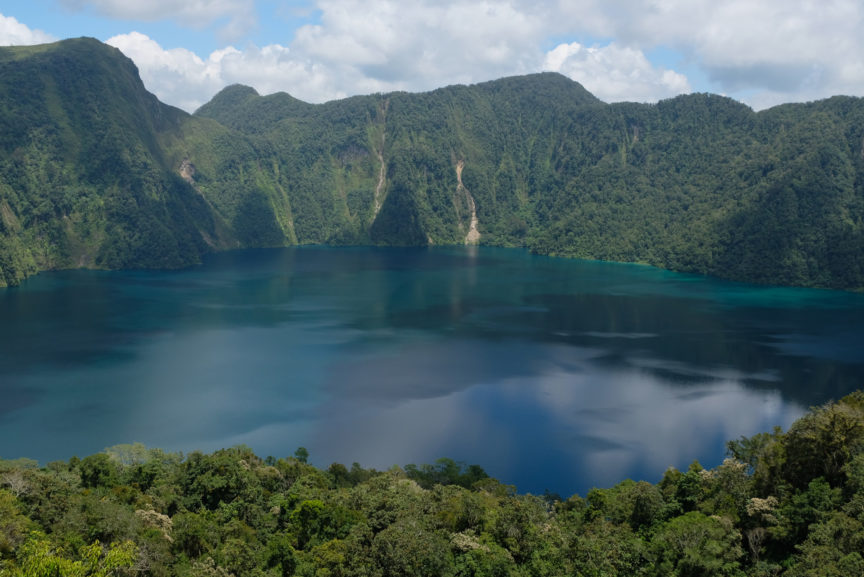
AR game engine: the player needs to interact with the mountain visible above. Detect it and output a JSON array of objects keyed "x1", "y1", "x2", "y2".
[
  {"x1": 1, "y1": 38, "x2": 863, "y2": 289},
  {"x1": 0, "y1": 38, "x2": 238, "y2": 287}
]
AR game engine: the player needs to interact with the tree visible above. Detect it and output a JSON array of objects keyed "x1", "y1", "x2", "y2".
[
  {"x1": 371, "y1": 519, "x2": 454, "y2": 577},
  {"x1": 651, "y1": 512, "x2": 745, "y2": 577},
  {"x1": 77, "y1": 455, "x2": 119, "y2": 489},
  {"x1": 0, "y1": 490, "x2": 34, "y2": 559},
  {"x1": 783, "y1": 401, "x2": 864, "y2": 489},
  {"x1": 4, "y1": 531, "x2": 136, "y2": 577},
  {"x1": 293, "y1": 448, "x2": 309, "y2": 464},
  {"x1": 786, "y1": 512, "x2": 864, "y2": 577},
  {"x1": 566, "y1": 520, "x2": 650, "y2": 577}
]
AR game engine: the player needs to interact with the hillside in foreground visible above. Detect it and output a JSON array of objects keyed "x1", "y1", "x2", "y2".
[
  {"x1": 3, "y1": 394, "x2": 864, "y2": 575},
  {"x1": 1, "y1": 38, "x2": 863, "y2": 289}
]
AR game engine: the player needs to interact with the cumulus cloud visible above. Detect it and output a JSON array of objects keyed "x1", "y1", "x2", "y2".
[
  {"x1": 293, "y1": 0, "x2": 545, "y2": 86},
  {"x1": 681, "y1": 0, "x2": 864, "y2": 104},
  {"x1": 107, "y1": 0, "x2": 555, "y2": 111},
  {"x1": 67, "y1": 0, "x2": 864, "y2": 111},
  {"x1": 551, "y1": 0, "x2": 864, "y2": 107},
  {"x1": 107, "y1": 32, "x2": 346, "y2": 111},
  {"x1": 108, "y1": 0, "x2": 695, "y2": 112},
  {"x1": 107, "y1": 32, "x2": 225, "y2": 112},
  {"x1": 543, "y1": 42, "x2": 691, "y2": 103},
  {"x1": 0, "y1": 13, "x2": 55, "y2": 45},
  {"x1": 60, "y1": 0, "x2": 256, "y2": 42}
]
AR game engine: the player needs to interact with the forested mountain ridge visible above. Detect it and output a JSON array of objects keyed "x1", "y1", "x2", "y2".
[
  {"x1": 1, "y1": 38, "x2": 863, "y2": 289},
  {"x1": 0, "y1": 38, "x2": 241, "y2": 288}
]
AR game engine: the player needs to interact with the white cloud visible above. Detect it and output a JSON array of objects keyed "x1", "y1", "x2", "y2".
[
  {"x1": 107, "y1": 32, "x2": 225, "y2": 112},
  {"x1": 550, "y1": 0, "x2": 864, "y2": 107},
  {"x1": 0, "y1": 13, "x2": 55, "y2": 45},
  {"x1": 292, "y1": 0, "x2": 546, "y2": 88},
  {"x1": 543, "y1": 42, "x2": 691, "y2": 103},
  {"x1": 106, "y1": 0, "x2": 562, "y2": 111},
  {"x1": 74, "y1": 0, "x2": 864, "y2": 112},
  {"x1": 60, "y1": 0, "x2": 256, "y2": 42},
  {"x1": 109, "y1": 0, "x2": 694, "y2": 112},
  {"x1": 107, "y1": 32, "x2": 354, "y2": 111}
]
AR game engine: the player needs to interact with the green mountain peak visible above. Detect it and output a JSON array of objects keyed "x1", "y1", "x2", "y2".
[{"x1": 1, "y1": 38, "x2": 863, "y2": 290}]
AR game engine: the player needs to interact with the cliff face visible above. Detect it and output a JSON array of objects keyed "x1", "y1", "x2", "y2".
[{"x1": 2, "y1": 39, "x2": 863, "y2": 289}]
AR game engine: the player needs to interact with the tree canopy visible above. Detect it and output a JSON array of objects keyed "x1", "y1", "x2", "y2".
[{"x1": 4, "y1": 395, "x2": 864, "y2": 575}]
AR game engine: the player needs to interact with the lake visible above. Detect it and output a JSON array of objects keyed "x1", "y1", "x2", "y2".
[{"x1": 1, "y1": 246, "x2": 863, "y2": 497}]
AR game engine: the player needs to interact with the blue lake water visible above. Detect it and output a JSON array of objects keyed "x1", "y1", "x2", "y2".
[{"x1": 1, "y1": 246, "x2": 863, "y2": 497}]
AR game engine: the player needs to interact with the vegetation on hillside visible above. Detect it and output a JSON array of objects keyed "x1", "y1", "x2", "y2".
[
  {"x1": 0, "y1": 38, "x2": 236, "y2": 287},
  {"x1": 1, "y1": 38, "x2": 863, "y2": 289},
  {"x1": 4, "y1": 394, "x2": 864, "y2": 575}
]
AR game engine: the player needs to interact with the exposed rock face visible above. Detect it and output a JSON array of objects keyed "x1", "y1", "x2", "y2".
[
  {"x1": 179, "y1": 159, "x2": 196, "y2": 185},
  {"x1": 457, "y1": 160, "x2": 480, "y2": 245}
]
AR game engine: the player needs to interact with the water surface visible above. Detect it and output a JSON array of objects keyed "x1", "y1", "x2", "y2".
[{"x1": 1, "y1": 246, "x2": 863, "y2": 496}]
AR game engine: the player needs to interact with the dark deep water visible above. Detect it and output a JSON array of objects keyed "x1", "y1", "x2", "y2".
[{"x1": 1, "y1": 246, "x2": 863, "y2": 497}]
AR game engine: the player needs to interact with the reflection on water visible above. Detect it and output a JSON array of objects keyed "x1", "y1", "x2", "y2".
[
  {"x1": 314, "y1": 340, "x2": 801, "y2": 494},
  {"x1": 1, "y1": 246, "x2": 863, "y2": 496}
]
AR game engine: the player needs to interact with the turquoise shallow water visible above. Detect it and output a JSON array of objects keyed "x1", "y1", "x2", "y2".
[{"x1": 1, "y1": 246, "x2": 863, "y2": 496}]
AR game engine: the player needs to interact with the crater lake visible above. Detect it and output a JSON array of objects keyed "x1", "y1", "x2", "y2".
[{"x1": 2, "y1": 246, "x2": 863, "y2": 497}]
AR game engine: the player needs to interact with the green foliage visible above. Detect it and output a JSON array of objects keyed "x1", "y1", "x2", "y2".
[
  {"x1": 77, "y1": 455, "x2": 120, "y2": 490},
  {"x1": 293, "y1": 448, "x2": 309, "y2": 464},
  {"x1": 4, "y1": 394, "x2": 864, "y2": 575},
  {"x1": 783, "y1": 400, "x2": 864, "y2": 489},
  {"x1": 371, "y1": 519, "x2": 454, "y2": 577},
  {"x1": 0, "y1": 39, "x2": 234, "y2": 286},
  {"x1": 786, "y1": 512, "x2": 864, "y2": 576},
  {"x1": 3, "y1": 39, "x2": 864, "y2": 289},
  {"x1": 404, "y1": 458, "x2": 489, "y2": 490},
  {"x1": 583, "y1": 479, "x2": 668, "y2": 531},
  {"x1": 1, "y1": 530, "x2": 136, "y2": 577},
  {"x1": 0, "y1": 490, "x2": 35, "y2": 559},
  {"x1": 565, "y1": 520, "x2": 650, "y2": 577},
  {"x1": 651, "y1": 512, "x2": 745, "y2": 576}
]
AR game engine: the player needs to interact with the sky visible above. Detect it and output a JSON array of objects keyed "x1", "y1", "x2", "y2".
[{"x1": 1, "y1": 0, "x2": 863, "y2": 113}]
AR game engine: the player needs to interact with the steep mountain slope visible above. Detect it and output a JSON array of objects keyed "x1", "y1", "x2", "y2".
[
  {"x1": 193, "y1": 76, "x2": 864, "y2": 289},
  {"x1": 1, "y1": 38, "x2": 863, "y2": 289},
  {"x1": 0, "y1": 38, "x2": 235, "y2": 287},
  {"x1": 531, "y1": 94, "x2": 864, "y2": 287}
]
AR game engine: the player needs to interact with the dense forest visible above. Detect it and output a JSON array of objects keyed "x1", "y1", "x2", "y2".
[
  {"x1": 1, "y1": 38, "x2": 863, "y2": 290},
  {"x1": 3, "y1": 393, "x2": 864, "y2": 576}
]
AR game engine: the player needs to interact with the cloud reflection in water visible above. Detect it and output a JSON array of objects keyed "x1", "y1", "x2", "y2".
[{"x1": 310, "y1": 337, "x2": 804, "y2": 496}]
